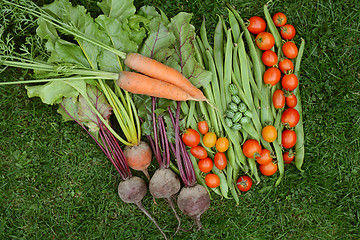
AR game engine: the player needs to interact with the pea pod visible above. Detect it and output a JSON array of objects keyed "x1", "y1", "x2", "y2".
[
  {"x1": 247, "y1": 157, "x2": 260, "y2": 184},
  {"x1": 195, "y1": 36, "x2": 209, "y2": 68},
  {"x1": 228, "y1": 9, "x2": 241, "y2": 42},
  {"x1": 212, "y1": 164, "x2": 230, "y2": 199},
  {"x1": 200, "y1": 18, "x2": 213, "y2": 56},
  {"x1": 224, "y1": 28, "x2": 234, "y2": 106},
  {"x1": 293, "y1": 39, "x2": 306, "y2": 171},
  {"x1": 264, "y1": 4, "x2": 282, "y2": 50},
  {"x1": 214, "y1": 16, "x2": 225, "y2": 111}
]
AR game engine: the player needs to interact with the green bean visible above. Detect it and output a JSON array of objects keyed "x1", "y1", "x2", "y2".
[
  {"x1": 227, "y1": 9, "x2": 241, "y2": 42},
  {"x1": 264, "y1": 4, "x2": 282, "y2": 50},
  {"x1": 293, "y1": 38, "x2": 305, "y2": 171},
  {"x1": 247, "y1": 157, "x2": 260, "y2": 184},
  {"x1": 214, "y1": 16, "x2": 225, "y2": 110},
  {"x1": 200, "y1": 18, "x2": 213, "y2": 55},
  {"x1": 186, "y1": 100, "x2": 196, "y2": 128},
  {"x1": 232, "y1": 44, "x2": 242, "y2": 88},
  {"x1": 274, "y1": 137, "x2": 284, "y2": 187},
  {"x1": 198, "y1": 101, "x2": 211, "y2": 130},
  {"x1": 224, "y1": 28, "x2": 233, "y2": 106},
  {"x1": 196, "y1": 36, "x2": 209, "y2": 68},
  {"x1": 231, "y1": 72, "x2": 248, "y2": 107},
  {"x1": 212, "y1": 164, "x2": 230, "y2": 199},
  {"x1": 194, "y1": 38, "x2": 205, "y2": 68},
  {"x1": 227, "y1": 141, "x2": 237, "y2": 169}
]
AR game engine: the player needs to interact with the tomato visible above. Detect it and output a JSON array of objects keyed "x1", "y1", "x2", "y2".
[
  {"x1": 190, "y1": 146, "x2": 208, "y2": 159},
  {"x1": 255, "y1": 32, "x2": 275, "y2": 50},
  {"x1": 283, "y1": 152, "x2": 295, "y2": 164},
  {"x1": 205, "y1": 173, "x2": 220, "y2": 188},
  {"x1": 262, "y1": 50, "x2": 278, "y2": 67},
  {"x1": 279, "y1": 59, "x2": 294, "y2": 74},
  {"x1": 215, "y1": 137, "x2": 229, "y2": 152},
  {"x1": 198, "y1": 121, "x2": 209, "y2": 135},
  {"x1": 198, "y1": 157, "x2": 213, "y2": 173},
  {"x1": 263, "y1": 67, "x2": 281, "y2": 86},
  {"x1": 262, "y1": 125, "x2": 277, "y2": 143},
  {"x1": 203, "y1": 132, "x2": 217, "y2": 148},
  {"x1": 281, "y1": 74, "x2": 298, "y2": 91},
  {"x1": 247, "y1": 16, "x2": 266, "y2": 34},
  {"x1": 286, "y1": 94, "x2": 297, "y2": 107},
  {"x1": 272, "y1": 12, "x2": 287, "y2": 27},
  {"x1": 280, "y1": 24, "x2": 296, "y2": 40},
  {"x1": 236, "y1": 175, "x2": 252, "y2": 192},
  {"x1": 255, "y1": 149, "x2": 273, "y2": 165},
  {"x1": 282, "y1": 42, "x2": 298, "y2": 59},
  {"x1": 182, "y1": 129, "x2": 200, "y2": 147},
  {"x1": 242, "y1": 139, "x2": 262, "y2": 159},
  {"x1": 282, "y1": 129, "x2": 297, "y2": 148},
  {"x1": 272, "y1": 89, "x2": 285, "y2": 109},
  {"x1": 214, "y1": 152, "x2": 227, "y2": 170},
  {"x1": 259, "y1": 161, "x2": 278, "y2": 176},
  {"x1": 281, "y1": 108, "x2": 300, "y2": 128}
]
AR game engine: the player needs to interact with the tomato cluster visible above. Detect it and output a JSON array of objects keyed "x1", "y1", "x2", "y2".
[{"x1": 182, "y1": 121, "x2": 230, "y2": 189}]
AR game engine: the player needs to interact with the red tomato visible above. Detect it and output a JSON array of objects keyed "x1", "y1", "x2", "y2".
[
  {"x1": 282, "y1": 41, "x2": 298, "y2": 59},
  {"x1": 263, "y1": 67, "x2": 281, "y2": 86},
  {"x1": 247, "y1": 16, "x2": 266, "y2": 34},
  {"x1": 281, "y1": 74, "x2": 298, "y2": 91},
  {"x1": 190, "y1": 146, "x2": 208, "y2": 159},
  {"x1": 255, "y1": 32, "x2": 275, "y2": 50},
  {"x1": 272, "y1": 12, "x2": 287, "y2": 27},
  {"x1": 236, "y1": 175, "x2": 252, "y2": 192},
  {"x1": 279, "y1": 59, "x2": 294, "y2": 74},
  {"x1": 182, "y1": 129, "x2": 200, "y2": 147},
  {"x1": 280, "y1": 24, "x2": 296, "y2": 40},
  {"x1": 281, "y1": 108, "x2": 300, "y2": 128},
  {"x1": 283, "y1": 152, "x2": 295, "y2": 164},
  {"x1": 262, "y1": 125, "x2": 277, "y2": 143},
  {"x1": 198, "y1": 157, "x2": 213, "y2": 173},
  {"x1": 214, "y1": 152, "x2": 227, "y2": 170},
  {"x1": 259, "y1": 161, "x2": 278, "y2": 176},
  {"x1": 215, "y1": 137, "x2": 229, "y2": 152},
  {"x1": 255, "y1": 149, "x2": 273, "y2": 165},
  {"x1": 282, "y1": 129, "x2": 297, "y2": 148},
  {"x1": 203, "y1": 132, "x2": 217, "y2": 148},
  {"x1": 198, "y1": 121, "x2": 209, "y2": 135},
  {"x1": 262, "y1": 50, "x2": 278, "y2": 66},
  {"x1": 286, "y1": 94, "x2": 297, "y2": 107},
  {"x1": 242, "y1": 139, "x2": 262, "y2": 159},
  {"x1": 272, "y1": 89, "x2": 285, "y2": 109},
  {"x1": 205, "y1": 173, "x2": 220, "y2": 188}
]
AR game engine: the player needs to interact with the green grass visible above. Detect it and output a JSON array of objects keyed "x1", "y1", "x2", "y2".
[{"x1": 1, "y1": 0, "x2": 359, "y2": 239}]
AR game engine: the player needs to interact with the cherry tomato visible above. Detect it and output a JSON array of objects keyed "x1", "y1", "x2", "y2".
[
  {"x1": 263, "y1": 67, "x2": 281, "y2": 86},
  {"x1": 280, "y1": 24, "x2": 296, "y2": 40},
  {"x1": 282, "y1": 41, "x2": 298, "y2": 59},
  {"x1": 281, "y1": 74, "x2": 298, "y2": 91},
  {"x1": 190, "y1": 146, "x2": 208, "y2": 159},
  {"x1": 262, "y1": 50, "x2": 278, "y2": 67},
  {"x1": 247, "y1": 16, "x2": 266, "y2": 34},
  {"x1": 205, "y1": 173, "x2": 220, "y2": 188},
  {"x1": 283, "y1": 152, "x2": 295, "y2": 164},
  {"x1": 272, "y1": 89, "x2": 285, "y2": 109},
  {"x1": 198, "y1": 157, "x2": 213, "y2": 173},
  {"x1": 215, "y1": 137, "x2": 229, "y2": 152},
  {"x1": 255, "y1": 32, "x2": 275, "y2": 50},
  {"x1": 286, "y1": 94, "x2": 297, "y2": 107},
  {"x1": 255, "y1": 149, "x2": 273, "y2": 165},
  {"x1": 203, "y1": 132, "x2": 217, "y2": 148},
  {"x1": 242, "y1": 139, "x2": 262, "y2": 159},
  {"x1": 281, "y1": 108, "x2": 300, "y2": 128},
  {"x1": 272, "y1": 12, "x2": 287, "y2": 27},
  {"x1": 282, "y1": 129, "x2": 297, "y2": 148},
  {"x1": 262, "y1": 125, "x2": 277, "y2": 142},
  {"x1": 236, "y1": 175, "x2": 252, "y2": 192},
  {"x1": 214, "y1": 152, "x2": 227, "y2": 170},
  {"x1": 198, "y1": 121, "x2": 209, "y2": 135},
  {"x1": 279, "y1": 59, "x2": 294, "y2": 74},
  {"x1": 182, "y1": 129, "x2": 200, "y2": 147},
  {"x1": 259, "y1": 161, "x2": 278, "y2": 176}
]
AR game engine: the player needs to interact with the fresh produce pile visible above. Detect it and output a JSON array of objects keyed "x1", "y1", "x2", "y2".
[{"x1": 0, "y1": 0, "x2": 305, "y2": 238}]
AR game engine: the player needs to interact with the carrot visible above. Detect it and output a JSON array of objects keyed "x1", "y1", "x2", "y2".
[
  {"x1": 117, "y1": 71, "x2": 202, "y2": 102},
  {"x1": 124, "y1": 53, "x2": 207, "y2": 101}
]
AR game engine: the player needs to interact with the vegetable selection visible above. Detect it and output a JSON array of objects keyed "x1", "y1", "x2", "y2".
[{"x1": 0, "y1": 0, "x2": 307, "y2": 237}]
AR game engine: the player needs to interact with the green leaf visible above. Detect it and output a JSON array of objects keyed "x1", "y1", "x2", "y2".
[
  {"x1": 57, "y1": 97, "x2": 79, "y2": 122},
  {"x1": 168, "y1": 12, "x2": 211, "y2": 88},
  {"x1": 97, "y1": 0, "x2": 136, "y2": 21},
  {"x1": 25, "y1": 81, "x2": 79, "y2": 105},
  {"x1": 53, "y1": 39, "x2": 90, "y2": 67}
]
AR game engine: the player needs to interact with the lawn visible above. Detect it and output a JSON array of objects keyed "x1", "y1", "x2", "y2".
[{"x1": 0, "y1": 0, "x2": 359, "y2": 239}]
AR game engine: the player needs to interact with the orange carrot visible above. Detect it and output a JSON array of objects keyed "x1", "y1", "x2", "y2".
[
  {"x1": 117, "y1": 71, "x2": 204, "y2": 101},
  {"x1": 124, "y1": 53, "x2": 207, "y2": 101}
]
